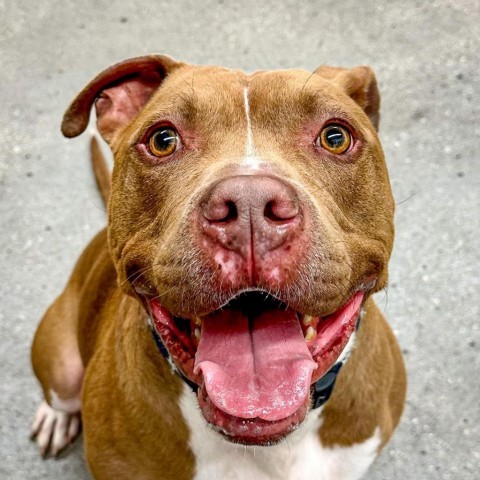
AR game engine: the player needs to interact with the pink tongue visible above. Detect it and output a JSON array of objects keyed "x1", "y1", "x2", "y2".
[{"x1": 194, "y1": 309, "x2": 317, "y2": 421}]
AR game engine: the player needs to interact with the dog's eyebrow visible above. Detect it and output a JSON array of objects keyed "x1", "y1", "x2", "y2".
[
  {"x1": 297, "y1": 87, "x2": 335, "y2": 114},
  {"x1": 139, "y1": 92, "x2": 199, "y2": 128},
  {"x1": 294, "y1": 87, "x2": 358, "y2": 122},
  {"x1": 174, "y1": 92, "x2": 199, "y2": 120}
]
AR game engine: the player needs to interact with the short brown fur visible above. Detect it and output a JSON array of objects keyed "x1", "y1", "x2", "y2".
[{"x1": 31, "y1": 56, "x2": 406, "y2": 479}]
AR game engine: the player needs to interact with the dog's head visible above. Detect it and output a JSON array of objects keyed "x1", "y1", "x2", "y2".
[{"x1": 63, "y1": 55, "x2": 394, "y2": 444}]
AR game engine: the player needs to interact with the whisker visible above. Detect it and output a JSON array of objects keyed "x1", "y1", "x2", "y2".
[{"x1": 395, "y1": 192, "x2": 417, "y2": 206}]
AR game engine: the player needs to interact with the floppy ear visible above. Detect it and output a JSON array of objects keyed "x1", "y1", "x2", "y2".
[
  {"x1": 61, "y1": 55, "x2": 181, "y2": 143},
  {"x1": 314, "y1": 65, "x2": 380, "y2": 130}
]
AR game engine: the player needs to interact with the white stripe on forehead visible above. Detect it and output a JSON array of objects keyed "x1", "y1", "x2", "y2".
[{"x1": 242, "y1": 87, "x2": 261, "y2": 169}]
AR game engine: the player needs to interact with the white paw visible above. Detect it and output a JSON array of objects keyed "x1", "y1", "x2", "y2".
[{"x1": 30, "y1": 400, "x2": 81, "y2": 457}]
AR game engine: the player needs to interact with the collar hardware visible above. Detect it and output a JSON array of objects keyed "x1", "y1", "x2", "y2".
[{"x1": 311, "y1": 361, "x2": 343, "y2": 409}]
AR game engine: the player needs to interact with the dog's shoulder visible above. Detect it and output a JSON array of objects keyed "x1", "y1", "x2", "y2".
[{"x1": 73, "y1": 228, "x2": 119, "y2": 361}]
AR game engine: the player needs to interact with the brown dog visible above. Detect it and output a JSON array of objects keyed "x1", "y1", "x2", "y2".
[{"x1": 31, "y1": 55, "x2": 406, "y2": 480}]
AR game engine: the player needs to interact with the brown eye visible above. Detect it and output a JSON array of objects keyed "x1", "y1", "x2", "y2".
[
  {"x1": 318, "y1": 124, "x2": 351, "y2": 154},
  {"x1": 148, "y1": 128, "x2": 179, "y2": 157}
]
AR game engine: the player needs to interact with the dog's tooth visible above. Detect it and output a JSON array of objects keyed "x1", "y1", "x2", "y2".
[
  {"x1": 194, "y1": 327, "x2": 201, "y2": 341},
  {"x1": 194, "y1": 316, "x2": 203, "y2": 326},
  {"x1": 304, "y1": 326, "x2": 316, "y2": 342},
  {"x1": 302, "y1": 315, "x2": 314, "y2": 326}
]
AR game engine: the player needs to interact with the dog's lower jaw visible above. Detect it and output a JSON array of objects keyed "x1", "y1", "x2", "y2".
[{"x1": 196, "y1": 382, "x2": 311, "y2": 446}]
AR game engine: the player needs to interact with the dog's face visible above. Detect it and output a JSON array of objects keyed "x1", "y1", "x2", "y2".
[{"x1": 63, "y1": 56, "x2": 394, "y2": 445}]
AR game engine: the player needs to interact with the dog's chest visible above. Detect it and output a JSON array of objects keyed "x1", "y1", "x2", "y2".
[{"x1": 179, "y1": 387, "x2": 380, "y2": 480}]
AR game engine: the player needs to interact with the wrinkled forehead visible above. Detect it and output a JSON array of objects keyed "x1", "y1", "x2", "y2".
[
  {"x1": 140, "y1": 66, "x2": 247, "y2": 125},
  {"x1": 139, "y1": 65, "x2": 356, "y2": 128}
]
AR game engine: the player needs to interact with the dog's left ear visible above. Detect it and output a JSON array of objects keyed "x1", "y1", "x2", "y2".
[
  {"x1": 314, "y1": 66, "x2": 380, "y2": 130},
  {"x1": 61, "y1": 55, "x2": 181, "y2": 143}
]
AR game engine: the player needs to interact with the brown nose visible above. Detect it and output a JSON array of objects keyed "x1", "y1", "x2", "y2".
[{"x1": 200, "y1": 175, "x2": 303, "y2": 258}]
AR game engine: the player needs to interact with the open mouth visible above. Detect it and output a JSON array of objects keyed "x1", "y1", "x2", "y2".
[{"x1": 143, "y1": 287, "x2": 368, "y2": 445}]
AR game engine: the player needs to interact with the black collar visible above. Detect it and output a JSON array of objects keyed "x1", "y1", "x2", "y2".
[{"x1": 149, "y1": 312, "x2": 361, "y2": 410}]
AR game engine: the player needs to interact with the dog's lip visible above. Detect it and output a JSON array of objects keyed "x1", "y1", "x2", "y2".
[
  {"x1": 137, "y1": 275, "x2": 375, "y2": 319},
  {"x1": 140, "y1": 279, "x2": 374, "y2": 443},
  {"x1": 139, "y1": 278, "x2": 375, "y2": 382},
  {"x1": 197, "y1": 381, "x2": 310, "y2": 445}
]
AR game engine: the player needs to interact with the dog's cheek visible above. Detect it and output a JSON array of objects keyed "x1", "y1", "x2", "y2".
[
  {"x1": 105, "y1": 154, "x2": 198, "y2": 297},
  {"x1": 106, "y1": 159, "x2": 159, "y2": 286},
  {"x1": 295, "y1": 146, "x2": 393, "y2": 301}
]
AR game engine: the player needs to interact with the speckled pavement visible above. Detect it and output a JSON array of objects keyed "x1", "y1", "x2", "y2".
[{"x1": 0, "y1": 1, "x2": 479, "y2": 478}]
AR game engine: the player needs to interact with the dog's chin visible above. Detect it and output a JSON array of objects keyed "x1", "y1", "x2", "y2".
[{"x1": 138, "y1": 286, "x2": 370, "y2": 445}]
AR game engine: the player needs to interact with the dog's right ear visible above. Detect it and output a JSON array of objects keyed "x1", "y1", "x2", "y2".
[
  {"x1": 61, "y1": 55, "x2": 181, "y2": 143},
  {"x1": 314, "y1": 65, "x2": 380, "y2": 130}
]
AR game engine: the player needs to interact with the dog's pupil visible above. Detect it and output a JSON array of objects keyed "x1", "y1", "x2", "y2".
[
  {"x1": 155, "y1": 129, "x2": 176, "y2": 150},
  {"x1": 326, "y1": 127, "x2": 345, "y2": 148}
]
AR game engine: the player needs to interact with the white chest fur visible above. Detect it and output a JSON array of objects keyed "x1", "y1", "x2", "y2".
[{"x1": 179, "y1": 386, "x2": 380, "y2": 480}]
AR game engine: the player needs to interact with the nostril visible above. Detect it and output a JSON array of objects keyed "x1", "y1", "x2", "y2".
[
  {"x1": 204, "y1": 199, "x2": 238, "y2": 223},
  {"x1": 264, "y1": 199, "x2": 299, "y2": 222},
  {"x1": 222, "y1": 201, "x2": 238, "y2": 223}
]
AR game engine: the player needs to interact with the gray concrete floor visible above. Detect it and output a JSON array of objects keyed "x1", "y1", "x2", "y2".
[{"x1": 1, "y1": 1, "x2": 479, "y2": 478}]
